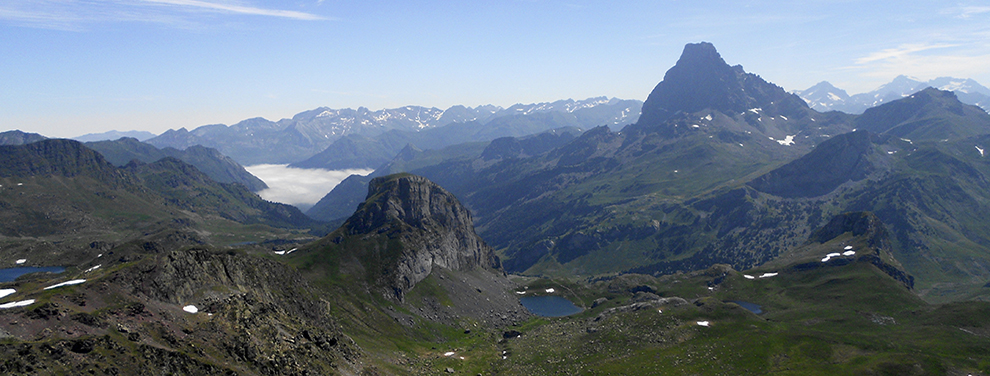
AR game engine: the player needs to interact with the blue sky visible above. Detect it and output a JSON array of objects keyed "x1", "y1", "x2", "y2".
[{"x1": 2, "y1": 1, "x2": 989, "y2": 138}]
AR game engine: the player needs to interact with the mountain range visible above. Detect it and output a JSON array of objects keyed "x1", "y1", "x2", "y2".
[
  {"x1": 311, "y1": 42, "x2": 990, "y2": 303},
  {"x1": 795, "y1": 75, "x2": 990, "y2": 114},
  {"x1": 146, "y1": 97, "x2": 642, "y2": 166},
  {"x1": 3, "y1": 41, "x2": 990, "y2": 374}
]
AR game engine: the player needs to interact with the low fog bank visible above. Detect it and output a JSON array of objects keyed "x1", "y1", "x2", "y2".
[{"x1": 245, "y1": 164, "x2": 374, "y2": 211}]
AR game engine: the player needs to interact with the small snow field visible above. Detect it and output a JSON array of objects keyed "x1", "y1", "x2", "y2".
[
  {"x1": 0, "y1": 288, "x2": 15, "y2": 299},
  {"x1": 759, "y1": 272, "x2": 778, "y2": 278},
  {"x1": 183, "y1": 305, "x2": 199, "y2": 313},
  {"x1": 43, "y1": 279, "x2": 86, "y2": 290},
  {"x1": 0, "y1": 299, "x2": 35, "y2": 309},
  {"x1": 743, "y1": 274, "x2": 755, "y2": 279}
]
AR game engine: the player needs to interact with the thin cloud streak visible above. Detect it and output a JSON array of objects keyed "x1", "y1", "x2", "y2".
[
  {"x1": 837, "y1": 42, "x2": 990, "y2": 93},
  {"x1": 0, "y1": 0, "x2": 326, "y2": 30},
  {"x1": 854, "y1": 43, "x2": 958, "y2": 64},
  {"x1": 139, "y1": 0, "x2": 328, "y2": 21}
]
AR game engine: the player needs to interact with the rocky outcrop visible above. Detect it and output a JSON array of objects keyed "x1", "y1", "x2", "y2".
[{"x1": 338, "y1": 173, "x2": 501, "y2": 300}]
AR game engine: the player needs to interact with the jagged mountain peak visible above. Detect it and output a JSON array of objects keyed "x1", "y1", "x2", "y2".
[{"x1": 635, "y1": 42, "x2": 808, "y2": 130}]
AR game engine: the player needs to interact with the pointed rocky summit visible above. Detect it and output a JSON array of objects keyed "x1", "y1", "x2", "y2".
[{"x1": 635, "y1": 42, "x2": 808, "y2": 129}]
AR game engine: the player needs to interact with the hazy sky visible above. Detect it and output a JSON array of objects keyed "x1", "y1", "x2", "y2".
[{"x1": 3, "y1": 1, "x2": 989, "y2": 138}]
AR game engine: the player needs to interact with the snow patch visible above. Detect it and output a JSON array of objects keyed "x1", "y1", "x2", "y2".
[
  {"x1": 775, "y1": 135, "x2": 796, "y2": 146},
  {"x1": 780, "y1": 115, "x2": 788, "y2": 120},
  {"x1": 900, "y1": 138, "x2": 913, "y2": 144},
  {"x1": 976, "y1": 146, "x2": 985, "y2": 157},
  {"x1": 748, "y1": 108, "x2": 762, "y2": 114},
  {"x1": 183, "y1": 305, "x2": 199, "y2": 314},
  {"x1": 84, "y1": 264, "x2": 101, "y2": 273},
  {"x1": 0, "y1": 289, "x2": 15, "y2": 299},
  {"x1": 274, "y1": 247, "x2": 299, "y2": 256},
  {"x1": 844, "y1": 246, "x2": 853, "y2": 250},
  {"x1": 843, "y1": 251, "x2": 856, "y2": 256},
  {"x1": 43, "y1": 279, "x2": 86, "y2": 290},
  {"x1": 15, "y1": 259, "x2": 26, "y2": 264},
  {"x1": 704, "y1": 114, "x2": 713, "y2": 121},
  {"x1": 444, "y1": 352, "x2": 456, "y2": 357},
  {"x1": 515, "y1": 291, "x2": 526, "y2": 295},
  {"x1": 759, "y1": 272, "x2": 778, "y2": 278},
  {"x1": 743, "y1": 274, "x2": 755, "y2": 279},
  {"x1": 545, "y1": 288, "x2": 555, "y2": 293},
  {"x1": 697, "y1": 321, "x2": 710, "y2": 327},
  {"x1": 0, "y1": 299, "x2": 34, "y2": 309}
]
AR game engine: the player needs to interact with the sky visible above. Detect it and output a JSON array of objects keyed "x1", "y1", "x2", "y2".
[{"x1": 2, "y1": 0, "x2": 989, "y2": 138}]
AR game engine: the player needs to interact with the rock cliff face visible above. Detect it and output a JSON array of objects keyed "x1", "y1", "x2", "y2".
[{"x1": 338, "y1": 173, "x2": 500, "y2": 300}]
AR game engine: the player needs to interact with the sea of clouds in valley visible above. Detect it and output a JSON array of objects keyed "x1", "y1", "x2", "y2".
[{"x1": 245, "y1": 165, "x2": 373, "y2": 211}]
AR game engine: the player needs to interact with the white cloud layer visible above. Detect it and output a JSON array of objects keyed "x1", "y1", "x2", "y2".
[{"x1": 245, "y1": 164, "x2": 372, "y2": 211}]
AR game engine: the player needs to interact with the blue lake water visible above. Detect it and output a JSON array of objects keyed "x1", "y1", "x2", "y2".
[
  {"x1": 519, "y1": 296, "x2": 583, "y2": 317},
  {"x1": 728, "y1": 300, "x2": 763, "y2": 315},
  {"x1": 0, "y1": 266, "x2": 66, "y2": 282}
]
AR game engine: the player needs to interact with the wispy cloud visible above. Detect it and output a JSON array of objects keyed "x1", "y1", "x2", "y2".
[
  {"x1": 0, "y1": 0, "x2": 327, "y2": 30},
  {"x1": 842, "y1": 42, "x2": 990, "y2": 92},
  {"x1": 950, "y1": 6, "x2": 990, "y2": 19},
  {"x1": 140, "y1": 0, "x2": 326, "y2": 21},
  {"x1": 854, "y1": 43, "x2": 959, "y2": 64}
]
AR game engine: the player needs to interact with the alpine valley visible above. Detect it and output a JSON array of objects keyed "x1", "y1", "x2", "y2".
[{"x1": 2, "y1": 42, "x2": 990, "y2": 375}]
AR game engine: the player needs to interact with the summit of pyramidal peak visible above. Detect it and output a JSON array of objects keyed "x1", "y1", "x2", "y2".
[{"x1": 634, "y1": 42, "x2": 810, "y2": 130}]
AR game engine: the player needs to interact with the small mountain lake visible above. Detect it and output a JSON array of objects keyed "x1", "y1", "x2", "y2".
[
  {"x1": 519, "y1": 296, "x2": 583, "y2": 317},
  {"x1": 728, "y1": 300, "x2": 763, "y2": 315},
  {"x1": 0, "y1": 266, "x2": 66, "y2": 283}
]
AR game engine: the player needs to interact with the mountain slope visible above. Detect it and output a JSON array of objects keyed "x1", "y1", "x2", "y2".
[
  {"x1": 86, "y1": 137, "x2": 267, "y2": 191},
  {"x1": 0, "y1": 130, "x2": 47, "y2": 146},
  {"x1": 853, "y1": 87, "x2": 990, "y2": 141},
  {"x1": 0, "y1": 139, "x2": 318, "y2": 269}
]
